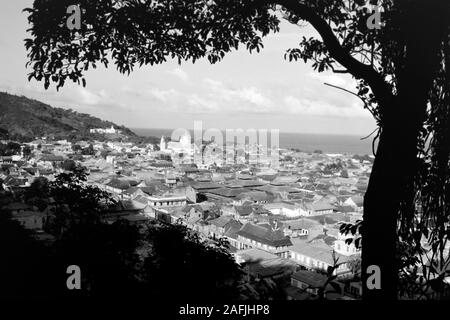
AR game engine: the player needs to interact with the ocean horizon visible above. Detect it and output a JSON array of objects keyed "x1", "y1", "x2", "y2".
[{"x1": 132, "y1": 128, "x2": 374, "y2": 155}]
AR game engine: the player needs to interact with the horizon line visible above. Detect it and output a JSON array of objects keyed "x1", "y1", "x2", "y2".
[{"x1": 131, "y1": 127, "x2": 372, "y2": 138}]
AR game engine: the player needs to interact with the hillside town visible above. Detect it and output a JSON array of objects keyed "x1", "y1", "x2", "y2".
[{"x1": 0, "y1": 129, "x2": 370, "y2": 300}]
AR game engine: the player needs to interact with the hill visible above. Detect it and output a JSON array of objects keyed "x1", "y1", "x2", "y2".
[{"x1": 0, "y1": 91, "x2": 158, "y2": 144}]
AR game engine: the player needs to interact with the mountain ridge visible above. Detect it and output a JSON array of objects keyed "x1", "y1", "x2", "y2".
[{"x1": 0, "y1": 91, "x2": 157, "y2": 144}]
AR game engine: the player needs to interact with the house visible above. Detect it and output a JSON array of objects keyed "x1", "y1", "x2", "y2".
[
  {"x1": 165, "y1": 174, "x2": 177, "y2": 186},
  {"x1": 148, "y1": 161, "x2": 174, "y2": 170},
  {"x1": 141, "y1": 183, "x2": 170, "y2": 196},
  {"x1": 302, "y1": 200, "x2": 336, "y2": 216},
  {"x1": 289, "y1": 270, "x2": 334, "y2": 298},
  {"x1": 3, "y1": 175, "x2": 30, "y2": 189},
  {"x1": 253, "y1": 184, "x2": 303, "y2": 200},
  {"x1": 104, "y1": 178, "x2": 131, "y2": 196},
  {"x1": 185, "y1": 182, "x2": 223, "y2": 203},
  {"x1": 281, "y1": 218, "x2": 322, "y2": 237},
  {"x1": 291, "y1": 270, "x2": 328, "y2": 295},
  {"x1": 231, "y1": 204, "x2": 255, "y2": 222},
  {"x1": 226, "y1": 179, "x2": 266, "y2": 189},
  {"x1": 147, "y1": 193, "x2": 187, "y2": 208},
  {"x1": 333, "y1": 225, "x2": 361, "y2": 256},
  {"x1": 223, "y1": 219, "x2": 244, "y2": 249},
  {"x1": 236, "y1": 221, "x2": 293, "y2": 258},
  {"x1": 269, "y1": 176, "x2": 299, "y2": 186},
  {"x1": 122, "y1": 186, "x2": 146, "y2": 199},
  {"x1": 235, "y1": 248, "x2": 297, "y2": 281},
  {"x1": 207, "y1": 215, "x2": 242, "y2": 239},
  {"x1": 38, "y1": 154, "x2": 65, "y2": 165},
  {"x1": 90, "y1": 126, "x2": 121, "y2": 134},
  {"x1": 344, "y1": 195, "x2": 364, "y2": 211},
  {"x1": 263, "y1": 202, "x2": 307, "y2": 218},
  {"x1": 235, "y1": 191, "x2": 273, "y2": 205},
  {"x1": 343, "y1": 281, "x2": 362, "y2": 299},
  {"x1": 203, "y1": 187, "x2": 246, "y2": 203},
  {"x1": 0, "y1": 156, "x2": 13, "y2": 164},
  {"x1": 160, "y1": 133, "x2": 191, "y2": 154},
  {"x1": 289, "y1": 239, "x2": 354, "y2": 276}
]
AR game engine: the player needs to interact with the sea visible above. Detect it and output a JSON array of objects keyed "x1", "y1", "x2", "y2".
[{"x1": 133, "y1": 128, "x2": 373, "y2": 155}]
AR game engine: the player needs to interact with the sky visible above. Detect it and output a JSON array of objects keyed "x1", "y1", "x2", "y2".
[{"x1": 0, "y1": 0, "x2": 376, "y2": 136}]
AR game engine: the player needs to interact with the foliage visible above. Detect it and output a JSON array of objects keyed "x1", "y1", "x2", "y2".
[
  {"x1": 340, "y1": 220, "x2": 363, "y2": 249},
  {"x1": 25, "y1": 176, "x2": 50, "y2": 210},
  {"x1": 71, "y1": 144, "x2": 82, "y2": 152},
  {"x1": 0, "y1": 142, "x2": 21, "y2": 156},
  {"x1": 4, "y1": 165, "x2": 246, "y2": 300},
  {"x1": 61, "y1": 159, "x2": 77, "y2": 171},
  {"x1": 22, "y1": 0, "x2": 450, "y2": 299},
  {"x1": 0, "y1": 209, "x2": 61, "y2": 299},
  {"x1": 45, "y1": 165, "x2": 114, "y2": 236},
  {"x1": 340, "y1": 169, "x2": 349, "y2": 178},
  {"x1": 24, "y1": 0, "x2": 279, "y2": 90},
  {"x1": 81, "y1": 144, "x2": 95, "y2": 155},
  {"x1": 53, "y1": 218, "x2": 143, "y2": 298},
  {"x1": 22, "y1": 145, "x2": 33, "y2": 158},
  {"x1": 324, "y1": 161, "x2": 344, "y2": 172},
  {"x1": 141, "y1": 221, "x2": 243, "y2": 301},
  {"x1": 0, "y1": 127, "x2": 9, "y2": 139}
]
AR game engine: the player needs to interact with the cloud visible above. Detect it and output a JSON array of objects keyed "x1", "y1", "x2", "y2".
[
  {"x1": 201, "y1": 78, "x2": 273, "y2": 113},
  {"x1": 238, "y1": 87, "x2": 272, "y2": 106},
  {"x1": 167, "y1": 68, "x2": 189, "y2": 82},
  {"x1": 186, "y1": 94, "x2": 219, "y2": 113},
  {"x1": 308, "y1": 72, "x2": 355, "y2": 90},
  {"x1": 284, "y1": 95, "x2": 369, "y2": 118},
  {"x1": 78, "y1": 87, "x2": 103, "y2": 105},
  {"x1": 149, "y1": 88, "x2": 178, "y2": 102}
]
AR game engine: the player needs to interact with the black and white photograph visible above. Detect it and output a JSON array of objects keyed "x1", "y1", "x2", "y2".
[{"x1": 1, "y1": 0, "x2": 450, "y2": 311}]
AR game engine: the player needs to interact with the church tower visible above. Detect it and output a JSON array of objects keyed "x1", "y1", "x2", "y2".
[{"x1": 160, "y1": 136, "x2": 167, "y2": 151}]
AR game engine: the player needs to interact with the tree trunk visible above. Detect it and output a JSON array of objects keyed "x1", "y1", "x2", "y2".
[
  {"x1": 362, "y1": 118, "x2": 419, "y2": 300},
  {"x1": 362, "y1": 0, "x2": 448, "y2": 300}
]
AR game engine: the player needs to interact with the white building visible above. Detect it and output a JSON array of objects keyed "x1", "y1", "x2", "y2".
[
  {"x1": 160, "y1": 134, "x2": 192, "y2": 154},
  {"x1": 90, "y1": 125, "x2": 121, "y2": 134}
]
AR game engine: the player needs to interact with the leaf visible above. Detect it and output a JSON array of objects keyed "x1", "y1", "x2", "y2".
[{"x1": 359, "y1": 87, "x2": 369, "y2": 95}]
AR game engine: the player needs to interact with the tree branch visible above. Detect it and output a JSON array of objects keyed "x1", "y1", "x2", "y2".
[{"x1": 269, "y1": 0, "x2": 394, "y2": 109}]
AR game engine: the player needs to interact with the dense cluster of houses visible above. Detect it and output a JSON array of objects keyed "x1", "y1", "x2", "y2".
[{"x1": 1, "y1": 135, "x2": 370, "y2": 300}]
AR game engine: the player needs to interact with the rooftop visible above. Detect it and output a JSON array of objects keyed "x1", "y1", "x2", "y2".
[{"x1": 237, "y1": 222, "x2": 293, "y2": 247}]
